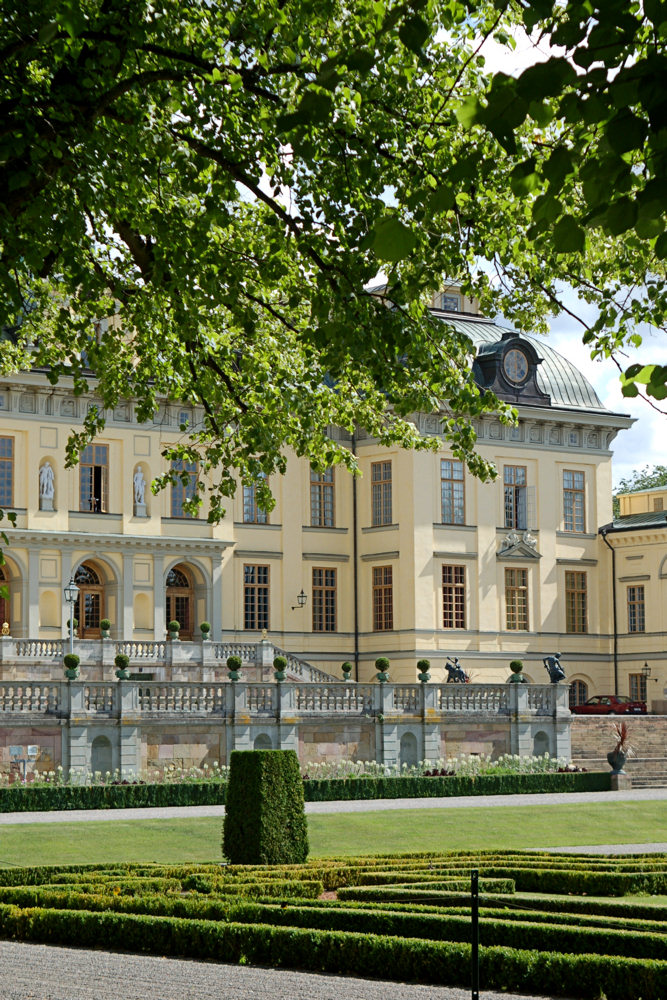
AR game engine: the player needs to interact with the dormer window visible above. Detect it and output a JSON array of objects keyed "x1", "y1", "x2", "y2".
[{"x1": 438, "y1": 292, "x2": 461, "y2": 312}]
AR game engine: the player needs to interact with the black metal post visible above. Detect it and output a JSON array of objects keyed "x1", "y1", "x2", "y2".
[{"x1": 471, "y1": 868, "x2": 479, "y2": 1000}]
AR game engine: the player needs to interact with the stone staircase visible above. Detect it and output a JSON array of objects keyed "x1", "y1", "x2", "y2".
[{"x1": 571, "y1": 715, "x2": 667, "y2": 788}]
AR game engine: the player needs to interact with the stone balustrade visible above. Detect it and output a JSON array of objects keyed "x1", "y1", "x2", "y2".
[
  {"x1": 0, "y1": 635, "x2": 335, "y2": 683},
  {"x1": 0, "y1": 678, "x2": 571, "y2": 778},
  {"x1": 0, "y1": 678, "x2": 568, "y2": 721}
]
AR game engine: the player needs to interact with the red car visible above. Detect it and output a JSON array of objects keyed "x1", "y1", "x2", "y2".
[{"x1": 571, "y1": 695, "x2": 647, "y2": 715}]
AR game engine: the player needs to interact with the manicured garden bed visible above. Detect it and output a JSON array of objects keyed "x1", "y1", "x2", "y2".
[{"x1": 0, "y1": 850, "x2": 664, "y2": 998}]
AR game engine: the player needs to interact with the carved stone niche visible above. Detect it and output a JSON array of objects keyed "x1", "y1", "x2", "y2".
[
  {"x1": 549, "y1": 426, "x2": 561, "y2": 445},
  {"x1": 529, "y1": 424, "x2": 543, "y2": 443},
  {"x1": 489, "y1": 421, "x2": 503, "y2": 440}
]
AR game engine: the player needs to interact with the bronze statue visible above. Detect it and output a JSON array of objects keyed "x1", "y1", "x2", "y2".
[{"x1": 543, "y1": 652, "x2": 566, "y2": 684}]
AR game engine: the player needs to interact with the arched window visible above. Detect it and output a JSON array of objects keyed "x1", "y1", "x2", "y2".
[
  {"x1": 91, "y1": 735, "x2": 113, "y2": 775},
  {"x1": 166, "y1": 564, "x2": 194, "y2": 639},
  {"x1": 533, "y1": 731, "x2": 551, "y2": 756},
  {"x1": 569, "y1": 679, "x2": 588, "y2": 708},
  {"x1": 0, "y1": 566, "x2": 9, "y2": 633},
  {"x1": 74, "y1": 562, "x2": 104, "y2": 639},
  {"x1": 253, "y1": 733, "x2": 273, "y2": 750}
]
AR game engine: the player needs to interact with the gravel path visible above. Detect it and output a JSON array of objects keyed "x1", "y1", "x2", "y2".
[{"x1": 0, "y1": 940, "x2": 576, "y2": 1000}]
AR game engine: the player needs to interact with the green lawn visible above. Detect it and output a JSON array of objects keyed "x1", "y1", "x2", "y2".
[{"x1": 0, "y1": 799, "x2": 664, "y2": 867}]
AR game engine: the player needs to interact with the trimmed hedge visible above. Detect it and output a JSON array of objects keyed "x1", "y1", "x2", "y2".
[
  {"x1": 223, "y1": 750, "x2": 308, "y2": 865},
  {"x1": 0, "y1": 771, "x2": 611, "y2": 813},
  {"x1": 0, "y1": 904, "x2": 664, "y2": 999},
  {"x1": 303, "y1": 771, "x2": 611, "y2": 800}
]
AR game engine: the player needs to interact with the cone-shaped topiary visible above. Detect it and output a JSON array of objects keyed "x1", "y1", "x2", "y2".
[{"x1": 222, "y1": 749, "x2": 308, "y2": 865}]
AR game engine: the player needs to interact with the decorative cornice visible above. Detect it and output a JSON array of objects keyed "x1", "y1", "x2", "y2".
[
  {"x1": 360, "y1": 550, "x2": 400, "y2": 562},
  {"x1": 4, "y1": 528, "x2": 233, "y2": 556},
  {"x1": 433, "y1": 551, "x2": 478, "y2": 561},
  {"x1": 302, "y1": 553, "x2": 350, "y2": 562}
]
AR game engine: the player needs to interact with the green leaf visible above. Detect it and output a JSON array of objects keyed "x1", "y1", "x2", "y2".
[
  {"x1": 654, "y1": 232, "x2": 667, "y2": 259},
  {"x1": 455, "y1": 96, "x2": 484, "y2": 129},
  {"x1": 399, "y1": 14, "x2": 430, "y2": 54},
  {"x1": 370, "y1": 218, "x2": 418, "y2": 261},
  {"x1": 428, "y1": 186, "x2": 455, "y2": 213},
  {"x1": 552, "y1": 216, "x2": 585, "y2": 253},
  {"x1": 600, "y1": 198, "x2": 637, "y2": 236}
]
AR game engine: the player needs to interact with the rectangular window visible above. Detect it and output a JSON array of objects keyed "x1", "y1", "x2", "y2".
[
  {"x1": 312, "y1": 567, "x2": 337, "y2": 632},
  {"x1": 654, "y1": 497, "x2": 664, "y2": 512},
  {"x1": 371, "y1": 461, "x2": 392, "y2": 526},
  {"x1": 629, "y1": 673, "x2": 647, "y2": 702},
  {"x1": 170, "y1": 458, "x2": 198, "y2": 518},
  {"x1": 563, "y1": 470, "x2": 585, "y2": 532},
  {"x1": 310, "y1": 468, "x2": 335, "y2": 527},
  {"x1": 244, "y1": 564, "x2": 269, "y2": 630},
  {"x1": 442, "y1": 565, "x2": 466, "y2": 628},
  {"x1": 565, "y1": 571, "x2": 588, "y2": 633},
  {"x1": 441, "y1": 459, "x2": 465, "y2": 525},
  {"x1": 0, "y1": 437, "x2": 14, "y2": 508},
  {"x1": 243, "y1": 478, "x2": 268, "y2": 524},
  {"x1": 80, "y1": 444, "x2": 108, "y2": 513},
  {"x1": 504, "y1": 465, "x2": 527, "y2": 529},
  {"x1": 627, "y1": 585, "x2": 645, "y2": 633},
  {"x1": 505, "y1": 567, "x2": 528, "y2": 630},
  {"x1": 372, "y1": 565, "x2": 393, "y2": 631}
]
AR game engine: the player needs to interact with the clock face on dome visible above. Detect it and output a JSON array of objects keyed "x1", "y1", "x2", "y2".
[{"x1": 503, "y1": 347, "x2": 529, "y2": 385}]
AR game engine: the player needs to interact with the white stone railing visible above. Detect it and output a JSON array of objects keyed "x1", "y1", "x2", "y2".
[
  {"x1": 0, "y1": 682, "x2": 61, "y2": 713},
  {"x1": 115, "y1": 641, "x2": 167, "y2": 660},
  {"x1": 0, "y1": 680, "x2": 569, "y2": 722},
  {"x1": 294, "y1": 683, "x2": 374, "y2": 713},
  {"x1": 212, "y1": 642, "x2": 258, "y2": 663},
  {"x1": 14, "y1": 639, "x2": 64, "y2": 659},
  {"x1": 272, "y1": 645, "x2": 335, "y2": 684}
]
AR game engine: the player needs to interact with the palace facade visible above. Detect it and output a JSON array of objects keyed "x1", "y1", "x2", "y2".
[{"x1": 1, "y1": 289, "x2": 655, "y2": 708}]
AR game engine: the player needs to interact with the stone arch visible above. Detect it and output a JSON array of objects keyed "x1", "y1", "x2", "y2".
[
  {"x1": 532, "y1": 730, "x2": 551, "y2": 756},
  {"x1": 399, "y1": 731, "x2": 419, "y2": 768},
  {"x1": 0, "y1": 552, "x2": 26, "y2": 636},
  {"x1": 91, "y1": 735, "x2": 113, "y2": 776},
  {"x1": 165, "y1": 558, "x2": 210, "y2": 640},
  {"x1": 253, "y1": 733, "x2": 273, "y2": 750}
]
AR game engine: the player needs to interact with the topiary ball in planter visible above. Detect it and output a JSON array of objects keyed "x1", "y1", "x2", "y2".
[
  {"x1": 114, "y1": 652, "x2": 131, "y2": 679},
  {"x1": 63, "y1": 652, "x2": 80, "y2": 679},
  {"x1": 168, "y1": 620, "x2": 180, "y2": 638},
  {"x1": 341, "y1": 660, "x2": 353, "y2": 681},
  {"x1": 273, "y1": 655, "x2": 287, "y2": 682},
  {"x1": 227, "y1": 654, "x2": 242, "y2": 681},
  {"x1": 100, "y1": 618, "x2": 111, "y2": 638},
  {"x1": 375, "y1": 656, "x2": 390, "y2": 682},
  {"x1": 508, "y1": 659, "x2": 527, "y2": 684},
  {"x1": 199, "y1": 621, "x2": 211, "y2": 639},
  {"x1": 417, "y1": 658, "x2": 431, "y2": 683}
]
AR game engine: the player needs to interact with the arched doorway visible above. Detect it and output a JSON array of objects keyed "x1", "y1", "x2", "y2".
[
  {"x1": 166, "y1": 564, "x2": 194, "y2": 640},
  {"x1": 74, "y1": 562, "x2": 104, "y2": 639},
  {"x1": 0, "y1": 566, "x2": 9, "y2": 633},
  {"x1": 91, "y1": 735, "x2": 113, "y2": 776}
]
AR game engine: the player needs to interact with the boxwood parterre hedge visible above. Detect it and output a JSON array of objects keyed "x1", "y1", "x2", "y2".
[{"x1": 0, "y1": 851, "x2": 665, "y2": 999}]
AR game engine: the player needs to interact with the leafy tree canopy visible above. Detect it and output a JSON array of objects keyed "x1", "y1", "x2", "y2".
[{"x1": 1, "y1": 0, "x2": 665, "y2": 517}]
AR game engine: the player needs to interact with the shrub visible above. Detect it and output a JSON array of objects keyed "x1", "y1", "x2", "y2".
[
  {"x1": 417, "y1": 659, "x2": 430, "y2": 671},
  {"x1": 199, "y1": 622, "x2": 211, "y2": 634},
  {"x1": 63, "y1": 653, "x2": 80, "y2": 670},
  {"x1": 168, "y1": 620, "x2": 180, "y2": 632},
  {"x1": 375, "y1": 657, "x2": 390, "y2": 671},
  {"x1": 509, "y1": 660, "x2": 523, "y2": 673},
  {"x1": 114, "y1": 653, "x2": 130, "y2": 670},
  {"x1": 100, "y1": 619, "x2": 111, "y2": 630},
  {"x1": 223, "y1": 750, "x2": 308, "y2": 865},
  {"x1": 273, "y1": 655, "x2": 287, "y2": 670}
]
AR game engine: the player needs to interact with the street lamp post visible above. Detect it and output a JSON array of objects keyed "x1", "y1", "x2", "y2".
[{"x1": 64, "y1": 577, "x2": 79, "y2": 656}]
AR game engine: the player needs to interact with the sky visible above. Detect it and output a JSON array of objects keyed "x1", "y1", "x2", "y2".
[{"x1": 476, "y1": 29, "x2": 667, "y2": 489}]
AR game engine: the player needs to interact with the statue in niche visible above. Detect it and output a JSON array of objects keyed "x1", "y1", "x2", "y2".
[
  {"x1": 39, "y1": 462, "x2": 55, "y2": 509},
  {"x1": 133, "y1": 468, "x2": 146, "y2": 505},
  {"x1": 543, "y1": 652, "x2": 566, "y2": 684}
]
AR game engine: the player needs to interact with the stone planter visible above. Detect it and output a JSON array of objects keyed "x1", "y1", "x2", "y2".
[
  {"x1": 64, "y1": 668, "x2": 79, "y2": 680},
  {"x1": 607, "y1": 750, "x2": 627, "y2": 774}
]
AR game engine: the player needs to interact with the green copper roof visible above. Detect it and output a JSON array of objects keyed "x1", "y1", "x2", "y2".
[
  {"x1": 436, "y1": 314, "x2": 606, "y2": 412},
  {"x1": 603, "y1": 510, "x2": 667, "y2": 532}
]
